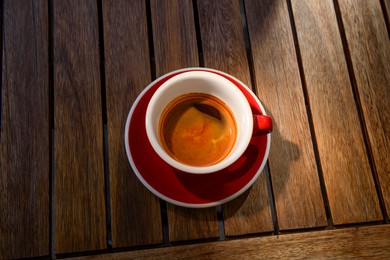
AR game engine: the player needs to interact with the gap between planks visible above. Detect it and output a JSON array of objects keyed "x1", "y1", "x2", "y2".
[{"x1": 64, "y1": 224, "x2": 390, "y2": 259}]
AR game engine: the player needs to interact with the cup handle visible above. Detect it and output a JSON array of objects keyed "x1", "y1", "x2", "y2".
[{"x1": 253, "y1": 115, "x2": 273, "y2": 135}]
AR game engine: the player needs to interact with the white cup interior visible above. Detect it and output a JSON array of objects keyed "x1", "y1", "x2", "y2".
[{"x1": 145, "y1": 71, "x2": 253, "y2": 174}]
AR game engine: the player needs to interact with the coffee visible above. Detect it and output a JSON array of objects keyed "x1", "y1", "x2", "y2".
[{"x1": 158, "y1": 93, "x2": 237, "y2": 167}]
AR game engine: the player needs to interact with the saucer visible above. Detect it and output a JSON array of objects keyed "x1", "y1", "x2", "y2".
[{"x1": 124, "y1": 68, "x2": 271, "y2": 208}]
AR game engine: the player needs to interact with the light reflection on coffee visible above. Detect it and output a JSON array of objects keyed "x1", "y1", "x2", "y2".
[{"x1": 158, "y1": 93, "x2": 237, "y2": 167}]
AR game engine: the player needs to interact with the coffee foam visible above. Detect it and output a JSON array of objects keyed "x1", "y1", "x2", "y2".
[{"x1": 159, "y1": 93, "x2": 237, "y2": 167}]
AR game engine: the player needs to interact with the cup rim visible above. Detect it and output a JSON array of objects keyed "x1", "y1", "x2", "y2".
[{"x1": 145, "y1": 70, "x2": 253, "y2": 174}]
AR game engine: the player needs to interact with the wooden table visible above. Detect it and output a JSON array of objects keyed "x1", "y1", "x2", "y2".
[{"x1": 1, "y1": 0, "x2": 389, "y2": 259}]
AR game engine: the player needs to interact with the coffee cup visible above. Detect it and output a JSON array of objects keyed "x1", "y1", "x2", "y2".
[{"x1": 145, "y1": 70, "x2": 272, "y2": 174}]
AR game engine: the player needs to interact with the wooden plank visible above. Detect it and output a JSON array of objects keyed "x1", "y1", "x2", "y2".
[
  {"x1": 198, "y1": 0, "x2": 251, "y2": 84},
  {"x1": 223, "y1": 175, "x2": 273, "y2": 235},
  {"x1": 197, "y1": 0, "x2": 273, "y2": 235},
  {"x1": 53, "y1": 0, "x2": 106, "y2": 253},
  {"x1": 384, "y1": 0, "x2": 390, "y2": 24},
  {"x1": 337, "y1": 0, "x2": 390, "y2": 218},
  {"x1": 0, "y1": 1, "x2": 49, "y2": 258},
  {"x1": 166, "y1": 206, "x2": 218, "y2": 242},
  {"x1": 71, "y1": 224, "x2": 390, "y2": 259},
  {"x1": 151, "y1": 0, "x2": 199, "y2": 75},
  {"x1": 102, "y1": 0, "x2": 162, "y2": 248},
  {"x1": 291, "y1": 0, "x2": 382, "y2": 224},
  {"x1": 150, "y1": 0, "x2": 219, "y2": 242},
  {"x1": 244, "y1": 0, "x2": 327, "y2": 230}
]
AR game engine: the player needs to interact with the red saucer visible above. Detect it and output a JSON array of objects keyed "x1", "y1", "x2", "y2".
[{"x1": 124, "y1": 68, "x2": 271, "y2": 208}]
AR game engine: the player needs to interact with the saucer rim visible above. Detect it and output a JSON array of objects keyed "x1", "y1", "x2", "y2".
[{"x1": 124, "y1": 67, "x2": 271, "y2": 208}]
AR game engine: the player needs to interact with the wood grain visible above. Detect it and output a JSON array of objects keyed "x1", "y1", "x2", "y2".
[
  {"x1": 291, "y1": 0, "x2": 382, "y2": 224},
  {"x1": 384, "y1": 0, "x2": 390, "y2": 24},
  {"x1": 102, "y1": 0, "x2": 162, "y2": 248},
  {"x1": 0, "y1": 1, "x2": 49, "y2": 258},
  {"x1": 244, "y1": 0, "x2": 327, "y2": 230},
  {"x1": 53, "y1": 0, "x2": 106, "y2": 253},
  {"x1": 151, "y1": 0, "x2": 199, "y2": 75},
  {"x1": 337, "y1": 0, "x2": 390, "y2": 217},
  {"x1": 197, "y1": 0, "x2": 273, "y2": 235},
  {"x1": 150, "y1": 0, "x2": 219, "y2": 242},
  {"x1": 223, "y1": 175, "x2": 273, "y2": 235},
  {"x1": 198, "y1": 0, "x2": 251, "y2": 84},
  {"x1": 71, "y1": 224, "x2": 390, "y2": 259}
]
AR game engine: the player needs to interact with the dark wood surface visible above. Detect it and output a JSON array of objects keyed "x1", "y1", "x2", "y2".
[
  {"x1": 0, "y1": 0, "x2": 49, "y2": 258},
  {"x1": 102, "y1": 0, "x2": 162, "y2": 248},
  {"x1": 73, "y1": 225, "x2": 390, "y2": 259},
  {"x1": 53, "y1": 0, "x2": 106, "y2": 253},
  {"x1": 337, "y1": 0, "x2": 390, "y2": 218},
  {"x1": 291, "y1": 0, "x2": 382, "y2": 224},
  {"x1": 245, "y1": 0, "x2": 327, "y2": 230},
  {"x1": 1, "y1": 0, "x2": 389, "y2": 258}
]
